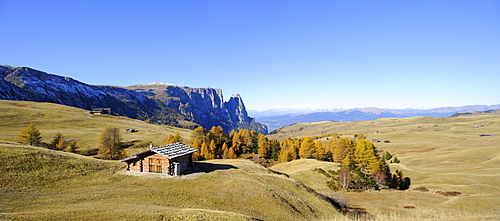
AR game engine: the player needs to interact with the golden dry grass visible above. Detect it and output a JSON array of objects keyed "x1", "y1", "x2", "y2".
[
  {"x1": 269, "y1": 115, "x2": 500, "y2": 220},
  {"x1": 0, "y1": 100, "x2": 192, "y2": 151},
  {"x1": 0, "y1": 142, "x2": 347, "y2": 221}
]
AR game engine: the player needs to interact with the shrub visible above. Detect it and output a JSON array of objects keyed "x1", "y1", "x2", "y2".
[
  {"x1": 413, "y1": 186, "x2": 429, "y2": 192},
  {"x1": 81, "y1": 148, "x2": 99, "y2": 156},
  {"x1": 436, "y1": 191, "x2": 461, "y2": 196}
]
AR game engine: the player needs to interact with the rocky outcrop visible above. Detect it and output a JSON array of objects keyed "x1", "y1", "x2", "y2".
[
  {"x1": 128, "y1": 83, "x2": 268, "y2": 134},
  {"x1": 0, "y1": 65, "x2": 268, "y2": 134}
]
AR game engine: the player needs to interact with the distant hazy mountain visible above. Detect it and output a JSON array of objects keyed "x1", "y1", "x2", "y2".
[
  {"x1": 250, "y1": 105, "x2": 500, "y2": 131},
  {"x1": 0, "y1": 65, "x2": 267, "y2": 134}
]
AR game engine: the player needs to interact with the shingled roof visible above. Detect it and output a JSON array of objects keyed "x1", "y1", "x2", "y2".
[{"x1": 121, "y1": 142, "x2": 197, "y2": 162}]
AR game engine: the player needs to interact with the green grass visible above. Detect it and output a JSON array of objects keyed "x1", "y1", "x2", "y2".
[
  {"x1": 269, "y1": 115, "x2": 500, "y2": 220},
  {"x1": 0, "y1": 100, "x2": 192, "y2": 151},
  {"x1": 0, "y1": 142, "x2": 347, "y2": 221}
]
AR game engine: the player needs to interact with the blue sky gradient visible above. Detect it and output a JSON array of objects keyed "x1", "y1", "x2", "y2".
[{"x1": 1, "y1": 1, "x2": 499, "y2": 110}]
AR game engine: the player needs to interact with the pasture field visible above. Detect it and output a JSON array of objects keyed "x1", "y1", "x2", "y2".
[
  {"x1": 0, "y1": 100, "x2": 192, "y2": 153},
  {"x1": 2, "y1": 100, "x2": 499, "y2": 220},
  {"x1": 0, "y1": 141, "x2": 346, "y2": 221},
  {"x1": 269, "y1": 115, "x2": 500, "y2": 220}
]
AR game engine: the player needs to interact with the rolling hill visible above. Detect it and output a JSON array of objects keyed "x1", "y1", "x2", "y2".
[
  {"x1": 269, "y1": 115, "x2": 500, "y2": 220},
  {"x1": 0, "y1": 100, "x2": 192, "y2": 153},
  {"x1": 0, "y1": 142, "x2": 346, "y2": 220}
]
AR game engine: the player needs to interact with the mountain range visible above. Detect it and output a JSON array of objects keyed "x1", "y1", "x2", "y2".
[
  {"x1": 250, "y1": 105, "x2": 500, "y2": 131},
  {"x1": 0, "y1": 65, "x2": 267, "y2": 134}
]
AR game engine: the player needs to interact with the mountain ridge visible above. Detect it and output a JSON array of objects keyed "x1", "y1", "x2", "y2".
[
  {"x1": 0, "y1": 65, "x2": 267, "y2": 134},
  {"x1": 252, "y1": 105, "x2": 500, "y2": 131}
]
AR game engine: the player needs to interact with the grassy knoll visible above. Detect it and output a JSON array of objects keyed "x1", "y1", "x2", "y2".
[
  {"x1": 0, "y1": 100, "x2": 192, "y2": 152},
  {"x1": 0, "y1": 142, "x2": 347, "y2": 220},
  {"x1": 269, "y1": 115, "x2": 500, "y2": 220}
]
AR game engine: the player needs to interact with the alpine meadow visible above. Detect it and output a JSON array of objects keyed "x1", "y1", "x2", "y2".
[{"x1": 2, "y1": 1, "x2": 500, "y2": 220}]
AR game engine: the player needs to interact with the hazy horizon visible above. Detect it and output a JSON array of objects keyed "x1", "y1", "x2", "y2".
[{"x1": 1, "y1": 1, "x2": 499, "y2": 110}]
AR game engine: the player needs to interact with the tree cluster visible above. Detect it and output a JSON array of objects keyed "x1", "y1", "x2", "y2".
[
  {"x1": 189, "y1": 126, "x2": 279, "y2": 161},
  {"x1": 18, "y1": 123, "x2": 79, "y2": 153},
  {"x1": 189, "y1": 126, "x2": 410, "y2": 191}
]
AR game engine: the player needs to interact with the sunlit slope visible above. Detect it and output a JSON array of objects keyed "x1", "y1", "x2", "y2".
[
  {"x1": 271, "y1": 159, "x2": 339, "y2": 194},
  {"x1": 0, "y1": 100, "x2": 192, "y2": 150},
  {"x1": 268, "y1": 115, "x2": 500, "y2": 220},
  {"x1": 0, "y1": 142, "x2": 347, "y2": 221}
]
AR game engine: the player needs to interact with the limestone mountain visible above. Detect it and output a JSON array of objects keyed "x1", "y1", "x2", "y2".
[
  {"x1": 0, "y1": 65, "x2": 267, "y2": 134},
  {"x1": 127, "y1": 83, "x2": 267, "y2": 133}
]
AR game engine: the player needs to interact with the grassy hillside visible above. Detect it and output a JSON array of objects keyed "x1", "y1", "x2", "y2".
[
  {"x1": 269, "y1": 115, "x2": 500, "y2": 220},
  {"x1": 0, "y1": 142, "x2": 347, "y2": 220},
  {"x1": 0, "y1": 100, "x2": 192, "y2": 153}
]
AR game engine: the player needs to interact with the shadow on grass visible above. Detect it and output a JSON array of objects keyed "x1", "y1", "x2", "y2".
[
  {"x1": 193, "y1": 162, "x2": 238, "y2": 173},
  {"x1": 296, "y1": 181, "x2": 375, "y2": 220}
]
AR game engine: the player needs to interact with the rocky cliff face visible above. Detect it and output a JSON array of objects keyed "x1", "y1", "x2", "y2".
[
  {"x1": 127, "y1": 83, "x2": 267, "y2": 134},
  {"x1": 0, "y1": 65, "x2": 268, "y2": 134}
]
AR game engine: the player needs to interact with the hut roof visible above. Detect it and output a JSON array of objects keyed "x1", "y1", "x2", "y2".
[{"x1": 120, "y1": 142, "x2": 197, "y2": 162}]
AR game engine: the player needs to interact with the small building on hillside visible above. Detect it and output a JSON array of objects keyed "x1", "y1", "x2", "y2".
[
  {"x1": 90, "y1": 108, "x2": 112, "y2": 115},
  {"x1": 120, "y1": 142, "x2": 197, "y2": 176}
]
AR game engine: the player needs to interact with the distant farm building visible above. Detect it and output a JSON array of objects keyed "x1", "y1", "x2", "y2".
[
  {"x1": 90, "y1": 108, "x2": 112, "y2": 115},
  {"x1": 120, "y1": 142, "x2": 198, "y2": 176}
]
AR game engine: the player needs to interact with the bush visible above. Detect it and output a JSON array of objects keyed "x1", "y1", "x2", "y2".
[
  {"x1": 413, "y1": 186, "x2": 429, "y2": 192},
  {"x1": 81, "y1": 148, "x2": 98, "y2": 156},
  {"x1": 436, "y1": 191, "x2": 461, "y2": 196}
]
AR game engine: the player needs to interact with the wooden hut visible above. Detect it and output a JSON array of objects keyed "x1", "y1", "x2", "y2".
[
  {"x1": 120, "y1": 142, "x2": 198, "y2": 176},
  {"x1": 90, "y1": 108, "x2": 112, "y2": 115}
]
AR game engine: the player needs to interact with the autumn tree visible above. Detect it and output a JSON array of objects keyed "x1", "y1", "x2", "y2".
[
  {"x1": 338, "y1": 166, "x2": 351, "y2": 190},
  {"x1": 207, "y1": 126, "x2": 226, "y2": 158},
  {"x1": 353, "y1": 139, "x2": 381, "y2": 175},
  {"x1": 228, "y1": 145, "x2": 237, "y2": 159},
  {"x1": 278, "y1": 138, "x2": 299, "y2": 163},
  {"x1": 232, "y1": 129, "x2": 251, "y2": 155},
  {"x1": 191, "y1": 126, "x2": 207, "y2": 146},
  {"x1": 166, "y1": 133, "x2": 183, "y2": 145},
  {"x1": 222, "y1": 142, "x2": 229, "y2": 159},
  {"x1": 98, "y1": 126, "x2": 126, "y2": 160},
  {"x1": 371, "y1": 170, "x2": 390, "y2": 187},
  {"x1": 191, "y1": 139, "x2": 202, "y2": 161},
  {"x1": 329, "y1": 137, "x2": 354, "y2": 163},
  {"x1": 257, "y1": 134, "x2": 271, "y2": 158},
  {"x1": 390, "y1": 170, "x2": 409, "y2": 190},
  {"x1": 68, "y1": 140, "x2": 79, "y2": 153},
  {"x1": 200, "y1": 142, "x2": 209, "y2": 160},
  {"x1": 207, "y1": 140, "x2": 217, "y2": 160},
  {"x1": 299, "y1": 137, "x2": 315, "y2": 159},
  {"x1": 51, "y1": 132, "x2": 67, "y2": 150},
  {"x1": 18, "y1": 123, "x2": 42, "y2": 146},
  {"x1": 353, "y1": 139, "x2": 380, "y2": 174},
  {"x1": 313, "y1": 140, "x2": 327, "y2": 160}
]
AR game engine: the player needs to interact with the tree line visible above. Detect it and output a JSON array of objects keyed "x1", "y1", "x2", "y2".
[
  {"x1": 18, "y1": 123, "x2": 79, "y2": 153},
  {"x1": 189, "y1": 126, "x2": 409, "y2": 191},
  {"x1": 17, "y1": 123, "x2": 409, "y2": 191},
  {"x1": 17, "y1": 123, "x2": 126, "y2": 160}
]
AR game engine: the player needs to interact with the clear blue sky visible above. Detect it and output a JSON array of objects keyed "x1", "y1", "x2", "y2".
[{"x1": 1, "y1": 1, "x2": 499, "y2": 110}]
